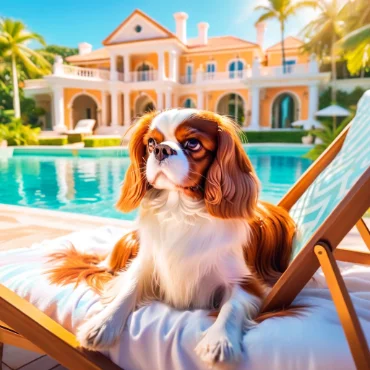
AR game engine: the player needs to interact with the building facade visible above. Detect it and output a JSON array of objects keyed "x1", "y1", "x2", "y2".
[{"x1": 24, "y1": 9, "x2": 330, "y2": 132}]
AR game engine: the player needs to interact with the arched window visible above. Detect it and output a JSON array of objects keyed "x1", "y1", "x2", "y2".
[
  {"x1": 272, "y1": 93, "x2": 298, "y2": 128},
  {"x1": 183, "y1": 98, "x2": 196, "y2": 108},
  {"x1": 216, "y1": 93, "x2": 245, "y2": 125},
  {"x1": 229, "y1": 60, "x2": 244, "y2": 79}
]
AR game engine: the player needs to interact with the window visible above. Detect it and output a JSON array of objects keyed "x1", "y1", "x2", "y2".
[
  {"x1": 134, "y1": 25, "x2": 142, "y2": 33},
  {"x1": 186, "y1": 64, "x2": 193, "y2": 83},
  {"x1": 86, "y1": 108, "x2": 91, "y2": 119},
  {"x1": 206, "y1": 63, "x2": 216, "y2": 73},
  {"x1": 229, "y1": 60, "x2": 244, "y2": 79},
  {"x1": 284, "y1": 60, "x2": 296, "y2": 73},
  {"x1": 183, "y1": 98, "x2": 196, "y2": 108}
]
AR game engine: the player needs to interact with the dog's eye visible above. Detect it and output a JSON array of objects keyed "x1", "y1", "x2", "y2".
[
  {"x1": 148, "y1": 138, "x2": 156, "y2": 152},
  {"x1": 184, "y1": 138, "x2": 201, "y2": 151}
]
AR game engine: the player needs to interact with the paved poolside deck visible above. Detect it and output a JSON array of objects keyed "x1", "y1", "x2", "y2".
[{"x1": 0, "y1": 204, "x2": 369, "y2": 370}]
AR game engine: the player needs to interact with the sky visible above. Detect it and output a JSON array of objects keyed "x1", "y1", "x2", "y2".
[{"x1": 1, "y1": 0, "x2": 319, "y2": 51}]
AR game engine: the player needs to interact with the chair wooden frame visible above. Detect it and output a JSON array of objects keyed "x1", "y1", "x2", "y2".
[
  {"x1": 262, "y1": 123, "x2": 370, "y2": 369},
  {"x1": 0, "y1": 122, "x2": 369, "y2": 369}
]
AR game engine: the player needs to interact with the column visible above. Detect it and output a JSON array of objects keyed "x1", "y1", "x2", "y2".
[
  {"x1": 124, "y1": 91, "x2": 131, "y2": 126},
  {"x1": 250, "y1": 86, "x2": 260, "y2": 130},
  {"x1": 124, "y1": 54, "x2": 130, "y2": 82},
  {"x1": 252, "y1": 57, "x2": 260, "y2": 77},
  {"x1": 157, "y1": 91, "x2": 164, "y2": 110},
  {"x1": 308, "y1": 84, "x2": 319, "y2": 120},
  {"x1": 101, "y1": 91, "x2": 106, "y2": 126},
  {"x1": 158, "y1": 51, "x2": 165, "y2": 81},
  {"x1": 197, "y1": 90, "x2": 204, "y2": 110},
  {"x1": 165, "y1": 89, "x2": 172, "y2": 109},
  {"x1": 169, "y1": 51, "x2": 178, "y2": 81},
  {"x1": 53, "y1": 86, "x2": 66, "y2": 131},
  {"x1": 110, "y1": 54, "x2": 117, "y2": 81},
  {"x1": 111, "y1": 89, "x2": 118, "y2": 125}
]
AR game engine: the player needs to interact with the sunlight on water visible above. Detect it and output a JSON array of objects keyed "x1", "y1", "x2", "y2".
[{"x1": 0, "y1": 149, "x2": 312, "y2": 220}]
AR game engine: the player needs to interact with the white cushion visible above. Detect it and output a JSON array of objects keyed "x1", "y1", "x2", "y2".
[{"x1": 1, "y1": 226, "x2": 369, "y2": 370}]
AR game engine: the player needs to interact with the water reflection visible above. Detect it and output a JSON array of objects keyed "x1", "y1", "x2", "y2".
[{"x1": 0, "y1": 153, "x2": 311, "y2": 220}]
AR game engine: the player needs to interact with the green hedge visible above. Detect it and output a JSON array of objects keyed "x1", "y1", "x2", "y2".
[
  {"x1": 84, "y1": 137, "x2": 122, "y2": 147},
  {"x1": 38, "y1": 137, "x2": 68, "y2": 146},
  {"x1": 240, "y1": 130, "x2": 308, "y2": 144}
]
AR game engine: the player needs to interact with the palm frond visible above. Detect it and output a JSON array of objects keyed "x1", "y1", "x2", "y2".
[{"x1": 336, "y1": 24, "x2": 370, "y2": 50}]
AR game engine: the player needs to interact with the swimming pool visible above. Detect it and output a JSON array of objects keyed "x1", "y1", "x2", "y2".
[{"x1": 0, "y1": 146, "x2": 312, "y2": 220}]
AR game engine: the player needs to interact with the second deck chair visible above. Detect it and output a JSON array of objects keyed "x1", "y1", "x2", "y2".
[{"x1": 1, "y1": 91, "x2": 370, "y2": 370}]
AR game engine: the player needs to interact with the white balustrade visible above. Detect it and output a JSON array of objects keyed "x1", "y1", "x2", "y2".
[
  {"x1": 129, "y1": 70, "x2": 158, "y2": 82},
  {"x1": 58, "y1": 65, "x2": 110, "y2": 80},
  {"x1": 180, "y1": 75, "x2": 196, "y2": 84},
  {"x1": 259, "y1": 63, "x2": 309, "y2": 77},
  {"x1": 24, "y1": 79, "x2": 48, "y2": 89}
]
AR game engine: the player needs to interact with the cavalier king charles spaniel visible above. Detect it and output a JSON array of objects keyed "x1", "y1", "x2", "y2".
[{"x1": 49, "y1": 109, "x2": 295, "y2": 368}]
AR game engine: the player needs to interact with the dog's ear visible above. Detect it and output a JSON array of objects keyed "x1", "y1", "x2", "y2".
[
  {"x1": 204, "y1": 116, "x2": 260, "y2": 219},
  {"x1": 116, "y1": 112, "x2": 157, "y2": 212}
]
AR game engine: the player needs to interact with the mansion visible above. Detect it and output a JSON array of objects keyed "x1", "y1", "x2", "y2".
[{"x1": 24, "y1": 9, "x2": 330, "y2": 132}]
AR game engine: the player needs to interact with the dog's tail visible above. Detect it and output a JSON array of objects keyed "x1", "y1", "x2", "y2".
[{"x1": 47, "y1": 231, "x2": 139, "y2": 293}]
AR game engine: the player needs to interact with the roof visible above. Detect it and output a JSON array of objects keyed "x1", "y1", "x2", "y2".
[
  {"x1": 266, "y1": 36, "x2": 303, "y2": 52},
  {"x1": 66, "y1": 48, "x2": 109, "y2": 63},
  {"x1": 186, "y1": 36, "x2": 259, "y2": 53},
  {"x1": 103, "y1": 9, "x2": 177, "y2": 46}
]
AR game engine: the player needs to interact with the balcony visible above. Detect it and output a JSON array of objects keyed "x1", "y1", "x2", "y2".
[
  {"x1": 259, "y1": 63, "x2": 310, "y2": 77},
  {"x1": 129, "y1": 70, "x2": 158, "y2": 82},
  {"x1": 24, "y1": 59, "x2": 324, "y2": 91},
  {"x1": 55, "y1": 65, "x2": 110, "y2": 80},
  {"x1": 24, "y1": 79, "x2": 49, "y2": 89},
  {"x1": 180, "y1": 70, "x2": 252, "y2": 85}
]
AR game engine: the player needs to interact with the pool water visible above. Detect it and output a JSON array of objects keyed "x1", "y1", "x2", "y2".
[{"x1": 0, "y1": 147, "x2": 312, "y2": 220}]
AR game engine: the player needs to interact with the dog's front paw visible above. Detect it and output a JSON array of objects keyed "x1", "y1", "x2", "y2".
[
  {"x1": 195, "y1": 326, "x2": 243, "y2": 368},
  {"x1": 77, "y1": 311, "x2": 122, "y2": 350}
]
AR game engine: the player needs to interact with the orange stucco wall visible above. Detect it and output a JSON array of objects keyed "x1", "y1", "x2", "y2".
[
  {"x1": 259, "y1": 86, "x2": 309, "y2": 127},
  {"x1": 267, "y1": 50, "x2": 309, "y2": 66},
  {"x1": 64, "y1": 88, "x2": 102, "y2": 129},
  {"x1": 130, "y1": 53, "x2": 158, "y2": 72},
  {"x1": 179, "y1": 50, "x2": 255, "y2": 76}
]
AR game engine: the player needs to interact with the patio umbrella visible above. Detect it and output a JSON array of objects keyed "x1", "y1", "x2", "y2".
[
  {"x1": 291, "y1": 119, "x2": 324, "y2": 130},
  {"x1": 316, "y1": 105, "x2": 350, "y2": 117}
]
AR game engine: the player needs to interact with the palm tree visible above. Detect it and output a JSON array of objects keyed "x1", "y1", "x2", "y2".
[
  {"x1": 0, "y1": 18, "x2": 50, "y2": 118},
  {"x1": 300, "y1": 0, "x2": 345, "y2": 105},
  {"x1": 254, "y1": 0, "x2": 316, "y2": 73},
  {"x1": 336, "y1": 0, "x2": 370, "y2": 75}
]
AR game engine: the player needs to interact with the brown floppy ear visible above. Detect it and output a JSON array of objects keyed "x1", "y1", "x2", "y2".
[
  {"x1": 116, "y1": 112, "x2": 157, "y2": 212},
  {"x1": 204, "y1": 116, "x2": 260, "y2": 219}
]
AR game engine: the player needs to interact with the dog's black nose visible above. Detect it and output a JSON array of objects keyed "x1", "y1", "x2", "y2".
[{"x1": 154, "y1": 144, "x2": 177, "y2": 162}]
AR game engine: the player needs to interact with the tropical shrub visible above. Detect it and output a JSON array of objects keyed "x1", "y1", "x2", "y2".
[
  {"x1": 38, "y1": 137, "x2": 68, "y2": 146},
  {"x1": 304, "y1": 113, "x2": 354, "y2": 161},
  {"x1": 319, "y1": 87, "x2": 366, "y2": 110},
  {"x1": 84, "y1": 137, "x2": 122, "y2": 147},
  {"x1": 0, "y1": 119, "x2": 40, "y2": 146},
  {"x1": 240, "y1": 130, "x2": 308, "y2": 144}
]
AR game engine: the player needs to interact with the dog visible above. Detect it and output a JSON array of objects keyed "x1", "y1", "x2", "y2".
[{"x1": 48, "y1": 109, "x2": 295, "y2": 368}]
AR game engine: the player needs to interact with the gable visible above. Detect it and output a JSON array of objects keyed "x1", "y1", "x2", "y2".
[{"x1": 104, "y1": 10, "x2": 173, "y2": 45}]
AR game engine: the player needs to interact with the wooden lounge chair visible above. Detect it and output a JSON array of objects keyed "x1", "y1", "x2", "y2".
[{"x1": 0, "y1": 92, "x2": 370, "y2": 369}]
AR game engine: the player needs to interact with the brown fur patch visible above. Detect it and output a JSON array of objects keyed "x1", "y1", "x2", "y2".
[
  {"x1": 47, "y1": 230, "x2": 140, "y2": 293},
  {"x1": 244, "y1": 202, "x2": 296, "y2": 286}
]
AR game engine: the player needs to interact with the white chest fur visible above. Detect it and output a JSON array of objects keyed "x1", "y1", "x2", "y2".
[{"x1": 138, "y1": 190, "x2": 251, "y2": 309}]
